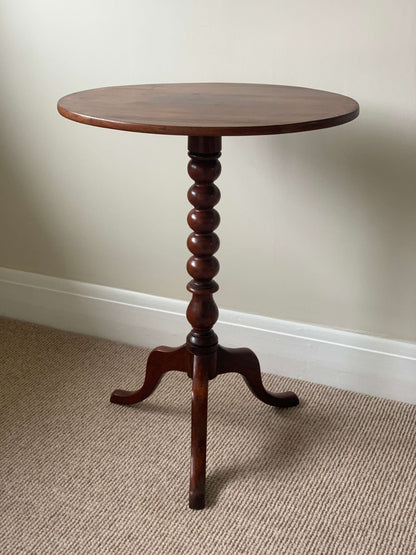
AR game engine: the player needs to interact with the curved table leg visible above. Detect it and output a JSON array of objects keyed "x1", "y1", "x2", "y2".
[
  {"x1": 110, "y1": 345, "x2": 189, "y2": 405},
  {"x1": 217, "y1": 346, "x2": 299, "y2": 408},
  {"x1": 189, "y1": 354, "x2": 210, "y2": 510}
]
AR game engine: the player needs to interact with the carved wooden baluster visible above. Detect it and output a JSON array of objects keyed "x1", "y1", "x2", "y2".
[
  {"x1": 186, "y1": 136, "x2": 221, "y2": 509},
  {"x1": 186, "y1": 136, "x2": 222, "y2": 356}
]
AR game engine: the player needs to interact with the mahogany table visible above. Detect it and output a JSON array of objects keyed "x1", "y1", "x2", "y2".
[{"x1": 58, "y1": 83, "x2": 359, "y2": 509}]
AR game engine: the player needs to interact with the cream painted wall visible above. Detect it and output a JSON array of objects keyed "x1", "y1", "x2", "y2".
[{"x1": 0, "y1": 1, "x2": 415, "y2": 342}]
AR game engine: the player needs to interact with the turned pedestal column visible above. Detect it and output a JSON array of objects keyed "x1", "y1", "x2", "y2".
[{"x1": 110, "y1": 136, "x2": 299, "y2": 509}]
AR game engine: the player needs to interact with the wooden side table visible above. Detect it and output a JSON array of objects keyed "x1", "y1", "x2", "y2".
[{"x1": 58, "y1": 83, "x2": 359, "y2": 509}]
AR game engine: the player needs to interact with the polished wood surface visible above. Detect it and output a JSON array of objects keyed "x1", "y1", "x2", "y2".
[
  {"x1": 110, "y1": 137, "x2": 299, "y2": 509},
  {"x1": 186, "y1": 136, "x2": 221, "y2": 355},
  {"x1": 110, "y1": 345, "x2": 191, "y2": 404},
  {"x1": 217, "y1": 346, "x2": 298, "y2": 407},
  {"x1": 58, "y1": 82, "x2": 359, "y2": 136},
  {"x1": 189, "y1": 354, "x2": 211, "y2": 510},
  {"x1": 59, "y1": 81, "x2": 359, "y2": 509}
]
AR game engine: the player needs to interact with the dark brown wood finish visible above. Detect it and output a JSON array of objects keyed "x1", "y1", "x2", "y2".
[
  {"x1": 186, "y1": 136, "x2": 221, "y2": 356},
  {"x1": 217, "y1": 346, "x2": 298, "y2": 408},
  {"x1": 110, "y1": 135, "x2": 299, "y2": 509},
  {"x1": 189, "y1": 353, "x2": 211, "y2": 510},
  {"x1": 58, "y1": 83, "x2": 359, "y2": 136},
  {"x1": 110, "y1": 345, "x2": 191, "y2": 404},
  {"x1": 58, "y1": 83, "x2": 359, "y2": 509}
]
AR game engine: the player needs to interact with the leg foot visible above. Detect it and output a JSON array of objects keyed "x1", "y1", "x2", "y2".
[
  {"x1": 189, "y1": 354, "x2": 211, "y2": 509},
  {"x1": 217, "y1": 346, "x2": 299, "y2": 408},
  {"x1": 110, "y1": 345, "x2": 189, "y2": 405}
]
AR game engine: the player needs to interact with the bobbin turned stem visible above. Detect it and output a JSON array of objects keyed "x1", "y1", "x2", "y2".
[{"x1": 186, "y1": 136, "x2": 222, "y2": 357}]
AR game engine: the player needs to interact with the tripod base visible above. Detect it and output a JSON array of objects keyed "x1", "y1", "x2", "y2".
[{"x1": 111, "y1": 344, "x2": 299, "y2": 509}]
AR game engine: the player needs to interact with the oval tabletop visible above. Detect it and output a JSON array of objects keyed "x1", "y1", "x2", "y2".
[{"x1": 57, "y1": 83, "x2": 359, "y2": 136}]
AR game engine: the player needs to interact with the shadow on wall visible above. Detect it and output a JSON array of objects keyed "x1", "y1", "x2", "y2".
[{"x1": 264, "y1": 111, "x2": 416, "y2": 341}]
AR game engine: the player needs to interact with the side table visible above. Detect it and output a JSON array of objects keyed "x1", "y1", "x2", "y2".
[{"x1": 58, "y1": 83, "x2": 359, "y2": 509}]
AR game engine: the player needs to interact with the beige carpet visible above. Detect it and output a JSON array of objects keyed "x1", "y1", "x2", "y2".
[{"x1": 0, "y1": 317, "x2": 415, "y2": 554}]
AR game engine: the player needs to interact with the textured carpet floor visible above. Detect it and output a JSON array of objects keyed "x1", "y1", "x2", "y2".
[{"x1": 0, "y1": 317, "x2": 415, "y2": 554}]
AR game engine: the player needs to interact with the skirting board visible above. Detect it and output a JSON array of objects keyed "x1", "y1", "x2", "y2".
[{"x1": 0, "y1": 267, "x2": 415, "y2": 404}]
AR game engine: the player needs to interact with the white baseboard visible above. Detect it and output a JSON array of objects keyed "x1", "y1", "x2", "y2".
[{"x1": 0, "y1": 267, "x2": 415, "y2": 404}]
